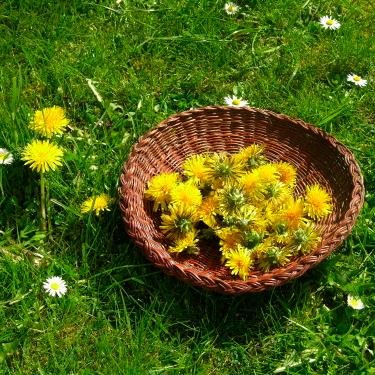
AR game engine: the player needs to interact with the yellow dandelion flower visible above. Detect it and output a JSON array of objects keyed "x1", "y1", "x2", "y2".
[
  {"x1": 217, "y1": 184, "x2": 248, "y2": 217},
  {"x1": 206, "y1": 152, "x2": 245, "y2": 188},
  {"x1": 81, "y1": 193, "x2": 111, "y2": 215},
  {"x1": 199, "y1": 194, "x2": 219, "y2": 228},
  {"x1": 223, "y1": 204, "x2": 258, "y2": 229},
  {"x1": 261, "y1": 182, "x2": 290, "y2": 207},
  {"x1": 256, "y1": 242, "x2": 291, "y2": 272},
  {"x1": 170, "y1": 182, "x2": 202, "y2": 208},
  {"x1": 182, "y1": 154, "x2": 210, "y2": 185},
  {"x1": 254, "y1": 164, "x2": 279, "y2": 184},
  {"x1": 289, "y1": 222, "x2": 321, "y2": 255},
  {"x1": 275, "y1": 162, "x2": 297, "y2": 186},
  {"x1": 225, "y1": 244, "x2": 253, "y2": 280},
  {"x1": 160, "y1": 204, "x2": 199, "y2": 240},
  {"x1": 22, "y1": 140, "x2": 64, "y2": 173},
  {"x1": 169, "y1": 230, "x2": 199, "y2": 254},
  {"x1": 144, "y1": 172, "x2": 180, "y2": 211},
  {"x1": 233, "y1": 144, "x2": 266, "y2": 170},
  {"x1": 240, "y1": 171, "x2": 262, "y2": 198},
  {"x1": 30, "y1": 106, "x2": 69, "y2": 138},
  {"x1": 281, "y1": 199, "x2": 304, "y2": 229},
  {"x1": 217, "y1": 227, "x2": 242, "y2": 256},
  {"x1": 304, "y1": 184, "x2": 333, "y2": 219}
]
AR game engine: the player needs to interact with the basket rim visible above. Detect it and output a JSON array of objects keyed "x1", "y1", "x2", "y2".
[{"x1": 119, "y1": 106, "x2": 365, "y2": 294}]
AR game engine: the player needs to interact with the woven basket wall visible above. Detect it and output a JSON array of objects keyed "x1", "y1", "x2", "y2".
[{"x1": 119, "y1": 106, "x2": 364, "y2": 294}]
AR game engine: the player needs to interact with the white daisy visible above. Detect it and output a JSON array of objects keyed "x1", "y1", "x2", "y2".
[
  {"x1": 224, "y1": 2, "x2": 240, "y2": 15},
  {"x1": 347, "y1": 294, "x2": 365, "y2": 310},
  {"x1": 347, "y1": 73, "x2": 367, "y2": 87},
  {"x1": 224, "y1": 95, "x2": 248, "y2": 107},
  {"x1": 43, "y1": 276, "x2": 68, "y2": 297},
  {"x1": 0, "y1": 148, "x2": 14, "y2": 165},
  {"x1": 319, "y1": 16, "x2": 341, "y2": 30}
]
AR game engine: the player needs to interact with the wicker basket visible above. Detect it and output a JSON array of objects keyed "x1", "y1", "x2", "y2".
[{"x1": 119, "y1": 106, "x2": 364, "y2": 294}]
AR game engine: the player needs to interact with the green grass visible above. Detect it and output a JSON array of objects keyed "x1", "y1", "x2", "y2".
[{"x1": 0, "y1": 0, "x2": 374, "y2": 373}]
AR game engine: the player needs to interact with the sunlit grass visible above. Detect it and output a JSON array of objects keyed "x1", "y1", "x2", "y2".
[{"x1": 0, "y1": 0, "x2": 373, "y2": 373}]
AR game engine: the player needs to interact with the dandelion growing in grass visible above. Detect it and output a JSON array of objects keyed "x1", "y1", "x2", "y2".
[
  {"x1": 0, "y1": 148, "x2": 14, "y2": 165},
  {"x1": 347, "y1": 74, "x2": 367, "y2": 87},
  {"x1": 81, "y1": 194, "x2": 112, "y2": 216},
  {"x1": 30, "y1": 106, "x2": 69, "y2": 138},
  {"x1": 224, "y1": 2, "x2": 240, "y2": 15},
  {"x1": 22, "y1": 140, "x2": 64, "y2": 173},
  {"x1": 22, "y1": 140, "x2": 64, "y2": 232},
  {"x1": 224, "y1": 95, "x2": 248, "y2": 107},
  {"x1": 43, "y1": 276, "x2": 67, "y2": 297},
  {"x1": 319, "y1": 16, "x2": 341, "y2": 30},
  {"x1": 347, "y1": 295, "x2": 365, "y2": 310}
]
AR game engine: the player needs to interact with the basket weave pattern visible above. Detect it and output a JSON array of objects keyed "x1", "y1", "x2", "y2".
[{"x1": 119, "y1": 106, "x2": 364, "y2": 294}]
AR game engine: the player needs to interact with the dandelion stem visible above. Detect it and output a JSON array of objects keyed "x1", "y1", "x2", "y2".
[{"x1": 40, "y1": 172, "x2": 47, "y2": 232}]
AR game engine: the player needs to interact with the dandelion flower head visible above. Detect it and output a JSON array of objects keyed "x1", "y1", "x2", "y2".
[
  {"x1": 347, "y1": 74, "x2": 367, "y2": 87},
  {"x1": 347, "y1": 295, "x2": 365, "y2": 310},
  {"x1": 145, "y1": 172, "x2": 180, "y2": 211},
  {"x1": 22, "y1": 140, "x2": 64, "y2": 173},
  {"x1": 169, "y1": 230, "x2": 198, "y2": 254},
  {"x1": 304, "y1": 184, "x2": 333, "y2": 219},
  {"x1": 0, "y1": 148, "x2": 14, "y2": 165},
  {"x1": 225, "y1": 244, "x2": 253, "y2": 280},
  {"x1": 224, "y1": 2, "x2": 240, "y2": 15},
  {"x1": 43, "y1": 276, "x2": 67, "y2": 297},
  {"x1": 233, "y1": 144, "x2": 266, "y2": 169},
  {"x1": 170, "y1": 181, "x2": 202, "y2": 208},
  {"x1": 224, "y1": 95, "x2": 248, "y2": 107},
  {"x1": 81, "y1": 193, "x2": 111, "y2": 215},
  {"x1": 319, "y1": 16, "x2": 341, "y2": 30},
  {"x1": 182, "y1": 154, "x2": 210, "y2": 185},
  {"x1": 30, "y1": 106, "x2": 69, "y2": 138},
  {"x1": 275, "y1": 162, "x2": 297, "y2": 186}
]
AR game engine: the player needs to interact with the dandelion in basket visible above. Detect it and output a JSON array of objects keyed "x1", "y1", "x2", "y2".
[
  {"x1": 30, "y1": 106, "x2": 69, "y2": 138},
  {"x1": 319, "y1": 16, "x2": 341, "y2": 30},
  {"x1": 22, "y1": 140, "x2": 64, "y2": 173},
  {"x1": 224, "y1": 2, "x2": 240, "y2": 15},
  {"x1": 0, "y1": 148, "x2": 14, "y2": 165},
  {"x1": 224, "y1": 95, "x2": 248, "y2": 107},
  {"x1": 347, "y1": 295, "x2": 365, "y2": 310},
  {"x1": 225, "y1": 245, "x2": 253, "y2": 280},
  {"x1": 81, "y1": 193, "x2": 112, "y2": 216},
  {"x1": 304, "y1": 184, "x2": 333, "y2": 219},
  {"x1": 347, "y1": 74, "x2": 367, "y2": 87},
  {"x1": 43, "y1": 276, "x2": 67, "y2": 297}
]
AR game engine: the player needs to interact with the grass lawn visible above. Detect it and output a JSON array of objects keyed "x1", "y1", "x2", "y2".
[{"x1": 0, "y1": 0, "x2": 374, "y2": 373}]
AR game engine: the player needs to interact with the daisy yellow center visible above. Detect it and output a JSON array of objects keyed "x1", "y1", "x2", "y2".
[
  {"x1": 326, "y1": 19, "x2": 334, "y2": 25},
  {"x1": 0, "y1": 154, "x2": 7, "y2": 161},
  {"x1": 353, "y1": 75, "x2": 361, "y2": 82},
  {"x1": 232, "y1": 98, "x2": 241, "y2": 105},
  {"x1": 50, "y1": 282, "x2": 60, "y2": 291}
]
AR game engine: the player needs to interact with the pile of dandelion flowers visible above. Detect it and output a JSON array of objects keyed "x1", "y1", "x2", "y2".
[
  {"x1": 30, "y1": 106, "x2": 69, "y2": 138},
  {"x1": 22, "y1": 140, "x2": 64, "y2": 173},
  {"x1": 81, "y1": 193, "x2": 112, "y2": 216}
]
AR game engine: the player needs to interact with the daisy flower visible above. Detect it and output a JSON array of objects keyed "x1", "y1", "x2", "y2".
[
  {"x1": 347, "y1": 74, "x2": 367, "y2": 87},
  {"x1": 30, "y1": 106, "x2": 69, "y2": 138},
  {"x1": 0, "y1": 148, "x2": 14, "y2": 165},
  {"x1": 224, "y1": 95, "x2": 248, "y2": 107},
  {"x1": 347, "y1": 295, "x2": 365, "y2": 310},
  {"x1": 225, "y1": 244, "x2": 253, "y2": 280},
  {"x1": 22, "y1": 140, "x2": 64, "y2": 173},
  {"x1": 224, "y1": 2, "x2": 240, "y2": 15},
  {"x1": 43, "y1": 276, "x2": 67, "y2": 297},
  {"x1": 319, "y1": 16, "x2": 341, "y2": 30},
  {"x1": 304, "y1": 184, "x2": 333, "y2": 219},
  {"x1": 81, "y1": 193, "x2": 112, "y2": 215},
  {"x1": 144, "y1": 172, "x2": 180, "y2": 211}
]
